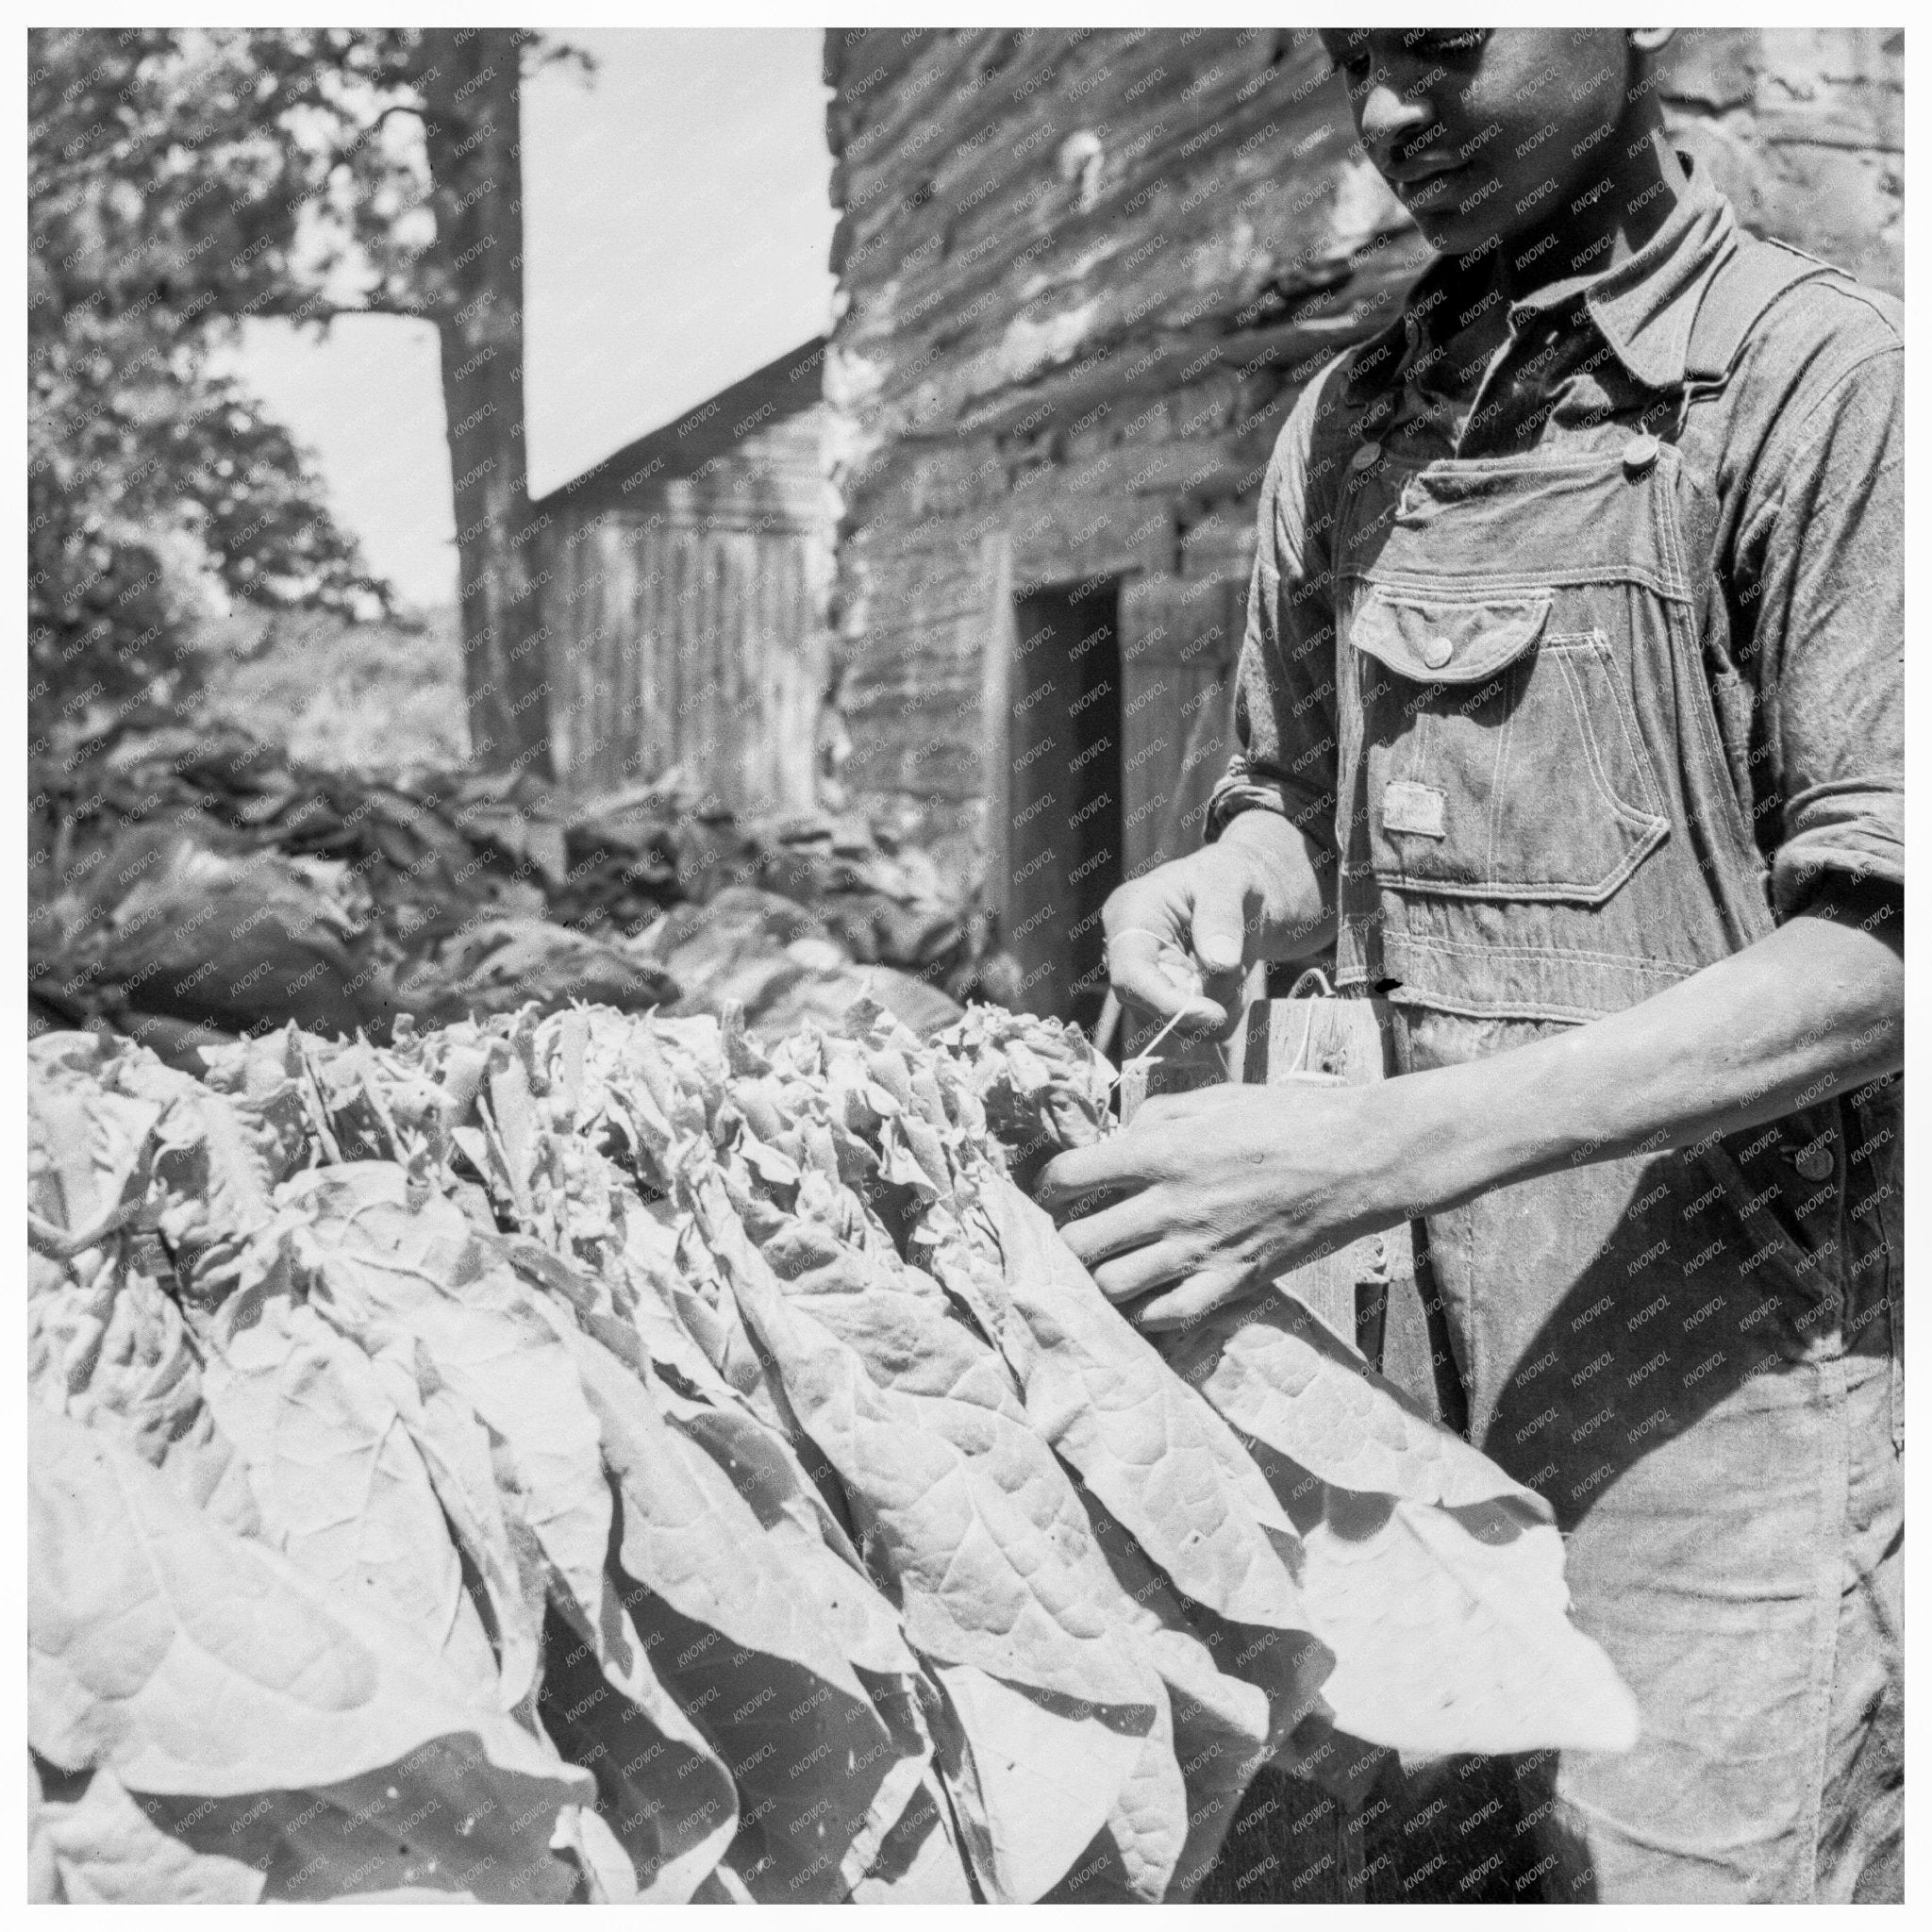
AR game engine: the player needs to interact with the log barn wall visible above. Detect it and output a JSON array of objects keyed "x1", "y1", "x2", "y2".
[
  {"x1": 531, "y1": 339, "x2": 835, "y2": 814},
  {"x1": 820, "y1": 25, "x2": 1903, "y2": 1020},
  {"x1": 1659, "y1": 27, "x2": 1902, "y2": 297},
  {"x1": 822, "y1": 28, "x2": 1417, "y2": 934}
]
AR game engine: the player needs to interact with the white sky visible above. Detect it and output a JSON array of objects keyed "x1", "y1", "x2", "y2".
[{"x1": 230, "y1": 28, "x2": 837, "y2": 608}]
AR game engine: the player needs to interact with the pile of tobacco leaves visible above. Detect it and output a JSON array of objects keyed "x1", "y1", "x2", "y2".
[
  {"x1": 28, "y1": 997, "x2": 1634, "y2": 1904},
  {"x1": 28, "y1": 722, "x2": 1015, "y2": 1059}
]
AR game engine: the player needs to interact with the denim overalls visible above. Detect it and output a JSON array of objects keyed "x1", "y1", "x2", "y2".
[{"x1": 1324, "y1": 238, "x2": 1904, "y2": 1901}]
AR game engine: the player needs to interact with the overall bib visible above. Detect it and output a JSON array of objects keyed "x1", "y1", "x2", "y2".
[{"x1": 1326, "y1": 242, "x2": 1904, "y2": 1902}]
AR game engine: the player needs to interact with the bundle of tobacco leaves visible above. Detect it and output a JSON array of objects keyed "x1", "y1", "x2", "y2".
[{"x1": 28, "y1": 998, "x2": 1633, "y2": 1905}]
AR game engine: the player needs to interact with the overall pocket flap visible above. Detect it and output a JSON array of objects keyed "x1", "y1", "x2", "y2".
[{"x1": 1349, "y1": 587, "x2": 1553, "y2": 686}]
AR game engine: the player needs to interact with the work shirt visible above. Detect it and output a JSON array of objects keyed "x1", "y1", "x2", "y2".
[
  {"x1": 1201, "y1": 155, "x2": 1903, "y2": 1903},
  {"x1": 1209, "y1": 155, "x2": 1902, "y2": 928}
]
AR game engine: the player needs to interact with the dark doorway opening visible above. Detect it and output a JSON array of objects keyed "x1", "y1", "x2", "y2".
[{"x1": 1004, "y1": 578, "x2": 1122, "y2": 1034}]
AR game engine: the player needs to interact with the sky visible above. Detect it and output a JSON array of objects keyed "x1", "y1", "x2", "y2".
[{"x1": 229, "y1": 28, "x2": 837, "y2": 608}]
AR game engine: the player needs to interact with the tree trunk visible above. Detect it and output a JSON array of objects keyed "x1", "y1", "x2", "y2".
[{"x1": 414, "y1": 28, "x2": 551, "y2": 778}]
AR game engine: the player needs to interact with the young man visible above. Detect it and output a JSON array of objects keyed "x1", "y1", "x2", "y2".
[{"x1": 1040, "y1": 28, "x2": 1903, "y2": 1904}]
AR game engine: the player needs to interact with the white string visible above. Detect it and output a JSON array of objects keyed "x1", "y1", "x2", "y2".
[
  {"x1": 1105, "y1": 926, "x2": 1188, "y2": 955},
  {"x1": 1108, "y1": 1002, "x2": 1196, "y2": 1093},
  {"x1": 1288, "y1": 997, "x2": 1317, "y2": 1076}
]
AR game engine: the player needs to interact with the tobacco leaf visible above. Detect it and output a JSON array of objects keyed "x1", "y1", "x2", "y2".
[
  {"x1": 632, "y1": 1584, "x2": 900, "y2": 1904},
  {"x1": 32, "y1": 1765, "x2": 265, "y2": 1905},
  {"x1": 29, "y1": 1254, "x2": 261, "y2": 1538},
  {"x1": 756, "y1": 1206, "x2": 1024, "y2": 1423},
  {"x1": 199, "y1": 1272, "x2": 499, "y2": 1703},
  {"x1": 536, "y1": 1601, "x2": 740, "y2": 1905},
  {"x1": 1301, "y1": 1488, "x2": 1641, "y2": 1756},
  {"x1": 28, "y1": 1407, "x2": 590, "y2": 1816},
  {"x1": 362, "y1": 1331, "x2": 549, "y2": 1713},
  {"x1": 25, "y1": 998, "x2": 1645, "y2": 1902},
  {"x1": 1164, "y1": 1288, "x2": 1549, "y2": 1511},
  {"x1": 178, "y1": 1746, "x2": 581, "y2": 1901},
  {"x1": 27, "y1": 1037, "x2": 161, "y2": 1247},
  {"x1": 1041, "y1": 1678, "x2": 1187, "y2": 1903},
  {"x1": 281, "y1": 1164, "x2": 752, "y2": 1883},
  {"x1": 932, "y1": 1661, "x2": 1156, "y2": 1904},
  {"x1": 971, "y1": 1174, "x2": 1309, "y2": 1630},
  {"x1": 28, "y1": 1753, "x2": 59, "y2": 1903},
  {"x1": 551, "y1": 1305, "x2": 878, "y2": 1707},
  {"x1": 831, "y1": 1679, "x2": 944, "y2": 1897},
  {"x1": 552, "y1": 1300, "x2": 921, "y2": 1899},
  {"x1": 693, "y1": 1166, "x2": 1161, "y2": 1718},
  {"x1": 104, "y1": 1052, "x2": 280, "y2": 1294},
  {"x1": 1074, "y1": 1483, "x2": 1289, "y2": 1894},
  {"x1": 650, "y1": 1380, "x2": 910, "y2": 1674},
  {"x1": 846, "y1": 1766, "x2": 975, "y2": 1903},
  {"x1": 1162, "y1": 1289, "x2": 1635, "y2": 1757},
  {"x1": 284, "y1": 1164, "x2": 616, "y2": 1634},
  {"x1": 133, "y1": 1738, "x2": 589, "y2": 1902},
  {"x1": 555, "y1": 1801, "x2": 640, "y2": 1904}
]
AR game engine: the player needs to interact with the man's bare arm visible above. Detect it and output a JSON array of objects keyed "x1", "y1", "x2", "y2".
[
  {"x1": 1041, "y1": 878, "x2": 1901, "y2": 1326},
  {"x1": 1387, "y1": 879, "x2": 1902, "y2": 1218}
]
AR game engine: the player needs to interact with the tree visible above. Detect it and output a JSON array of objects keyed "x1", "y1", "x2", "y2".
[
  {"x1": 408, "y1": 32, "x2": 549, "y2": 778},
  {"x1": 28, "y1": 27, "x2": 578, "y2": 773}
]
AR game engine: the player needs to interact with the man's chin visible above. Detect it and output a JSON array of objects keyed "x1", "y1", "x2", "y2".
[{"x1": 1413, "y1": 214, "x2": 1501, "y2": 262}]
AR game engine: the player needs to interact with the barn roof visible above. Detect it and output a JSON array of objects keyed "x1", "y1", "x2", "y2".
[{"x1": 530, "y1": 336, "x2": 826, "y2": 521}]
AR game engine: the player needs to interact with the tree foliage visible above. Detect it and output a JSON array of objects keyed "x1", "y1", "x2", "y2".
[
  {"x1": 28, "y1": 28, "x2": 580, "y2": 767},
  {"x1": 27, "y1": 30, "x2": 426, "y2": 739}
]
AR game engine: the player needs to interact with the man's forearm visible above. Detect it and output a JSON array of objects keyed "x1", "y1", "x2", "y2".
[
  {"x1": 1216, "y1": 808, "x2": 1338, "y2": 962},
  {"x1": 1368, "y1": 889, "x2": 1904, "y2": 1222}
]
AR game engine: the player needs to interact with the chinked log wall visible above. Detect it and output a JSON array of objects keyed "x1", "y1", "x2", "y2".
[
  {"x1": 821, "y1": 25, "x2": 1903, "y2": 892},
  {"x1": 822, "y1": 25, "x2": 1421, "y2": 891}
]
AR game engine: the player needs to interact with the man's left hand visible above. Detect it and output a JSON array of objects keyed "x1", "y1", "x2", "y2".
[{"x1": 1035, "y1": 1082, "x2": 1404, "y2": 1331}]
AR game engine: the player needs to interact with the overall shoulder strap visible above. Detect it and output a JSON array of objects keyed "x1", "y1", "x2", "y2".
[{"x1": 1681, "y1": 234, "x2": 1840, "y2": 389}]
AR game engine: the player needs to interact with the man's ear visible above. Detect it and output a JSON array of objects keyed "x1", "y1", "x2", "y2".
[{"x1": 1628, "y1": 28, "x2": 1675, "y2": 58}]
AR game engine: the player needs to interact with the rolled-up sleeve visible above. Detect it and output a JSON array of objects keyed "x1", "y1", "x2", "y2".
[
  {"x1": 1204, "y1": 367, "x2": 1343, "y2": 855},
  {"x1": 1737, "y1": 322, "x2": 1904, "y2": 920}
]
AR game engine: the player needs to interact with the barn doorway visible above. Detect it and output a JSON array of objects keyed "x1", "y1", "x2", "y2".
[{"x1": 1003, "y1": 577, "x2": 1122, "y2": 1033}]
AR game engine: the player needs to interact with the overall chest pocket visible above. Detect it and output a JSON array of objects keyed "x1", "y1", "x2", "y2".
[{"x1": 1349, "y1": 586, "x2": 1669, "y2": 903}]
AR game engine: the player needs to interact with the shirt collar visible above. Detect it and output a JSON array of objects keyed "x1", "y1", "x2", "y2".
[{"x1": 1343, "y1": 152, "x2": 1740, "y2": 406}]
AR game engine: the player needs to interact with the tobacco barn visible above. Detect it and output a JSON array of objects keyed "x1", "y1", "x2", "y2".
[
  {"x1": 529, "y1": 337, "x2": 835, "y2": 815},
  {"x1": 816, "y1": 25, "x2": 1904, "y2": 1028}
]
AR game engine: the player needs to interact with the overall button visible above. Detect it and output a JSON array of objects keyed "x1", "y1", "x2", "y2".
[
  {"x1": 1622, "y1": 431, "x2": 1660, "y2": 473},
  {"x1": 1420, "y1": 634, "x2": 1455, "y2": 670},
  {"x1": 1792, "y1": 1141, "x2": 1835, "y2": 1183},
  {"x1": 1350, "y1": 441, "x2": 1383, "y2": 471}
]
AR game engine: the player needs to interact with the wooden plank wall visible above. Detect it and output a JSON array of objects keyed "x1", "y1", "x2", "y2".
[{"x1": 538, "y1": 410, "x2": 834, "y2": 813}]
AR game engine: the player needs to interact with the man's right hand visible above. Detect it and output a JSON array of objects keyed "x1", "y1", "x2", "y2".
[{"x1": 1101, "y1": 810, "x2": 1335, "y2": 1040}]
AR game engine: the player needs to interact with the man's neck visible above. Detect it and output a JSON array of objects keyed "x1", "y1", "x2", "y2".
[
  {"x1": 1407, "y1": 119, "x2": 1690, "y2": 404},
  {"x1": 1500, "y1": 120, "x2": 1688, "y2": 303}
]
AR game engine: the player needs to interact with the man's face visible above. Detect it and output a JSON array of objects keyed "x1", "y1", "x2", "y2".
[{"x1": 1318, "y1": 28, "x2": 1639, "y2": 262}]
